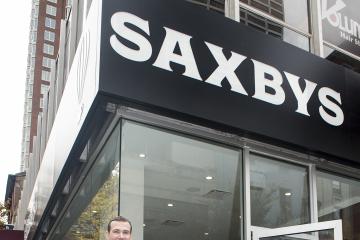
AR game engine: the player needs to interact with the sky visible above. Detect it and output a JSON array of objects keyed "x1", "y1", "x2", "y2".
[{"x1": 0, "y1": 1, "x2": 32, "y2": 201}]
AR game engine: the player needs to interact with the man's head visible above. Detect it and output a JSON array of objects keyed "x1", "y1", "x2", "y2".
[{"x1": 106, "y1": 216, "x2": 132, "y2": 240}]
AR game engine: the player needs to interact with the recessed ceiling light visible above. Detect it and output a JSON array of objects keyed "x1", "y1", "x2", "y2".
[
  {"x1": 284, "y1": 192, "x2": 292, "y2": 196},
  {"x1": 205, "y1": 176, "x2": 213, "y2": 180},
  {"x1": 167, "y1": 203, "x2": 174, "y2": 207},
  {"x1": 143, "y1": 224, "x2": 146, "y2": 227},
  {"x1": 92, "y1": 210, "x2": 97, "y2": 213},
  {"x1": 204, "y1": 232, "x2": 209, "y2": 236},
  {"x1": 139, "y1": 153, "x2": 146, "y2": 158}
]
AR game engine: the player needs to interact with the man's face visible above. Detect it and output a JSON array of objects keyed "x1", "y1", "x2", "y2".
[{"x1": 106, "y1": 221, "x2": 132, "y2": 240}]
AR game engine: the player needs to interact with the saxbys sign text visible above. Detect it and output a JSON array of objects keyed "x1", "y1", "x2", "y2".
[{"x1": 110, "y1": 11, "x2": 344, "y2": 126}]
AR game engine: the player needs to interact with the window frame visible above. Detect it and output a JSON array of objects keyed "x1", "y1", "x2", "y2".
[
  {"x1": 44, "y1": 30, "x2": 55, "y2": 42},
  {"x1": 46, "y1": 4, "x2": 57, "y2": 16},
  {"x1": 41, "y1": 70, "x2": 51, "y2": 81},
  {"x1": 45, "y1": 17, "x2": 56, "y2": 29},
  {"x1": 43, "y1": 43, "x2": 55, "y2": 55},
  {"x1": 45, "y1": 107, "x2": 360, "y2": 240}
]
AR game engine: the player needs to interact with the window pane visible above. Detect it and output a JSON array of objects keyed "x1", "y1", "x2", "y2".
[
  {"x1": 42, "y1": 57, "x2": 54, "y2": 68},
  {"x1": 240, "y1": 9, "x2": 310, "y2": 51},
  {"x1": 45, "y1": 17, "x2": 56, "y2": 29},
  {"x1": 52, "y1": 124, "x2": 120, "y2": 239},
  {"x1": 41, "y1": 70, "x2": 50, "y2": 81},
  {"x1": 46, "y1": 4, "x2": 57, "y2": 16},
  {"x1": 250, "y1": 154, "x2": 310, "y2": 228},
  {"x1": 240, "y1": 0, "x2": 309, "y2": 32},
  {"x1": 44, "y1": 30, "x2": 55, "y2": 42},
  {"x1": 43, "y1": 43, "x2": 54, "y2": 55},
  {"x1": 317, "y1": 171, "x2": 360, "y2": 240},
  {"x1": 41, "y1": 84, "x2": 49, "y2": 95},
  {"x1": 324, "y1": 45, "x2": 360, "y2": 74},
  {"x1": 186, "y1": 0, "x2": 225, "y2": 14},
  {"x1": 120, "y1": 121, "x2": 242, "y2": 240}
]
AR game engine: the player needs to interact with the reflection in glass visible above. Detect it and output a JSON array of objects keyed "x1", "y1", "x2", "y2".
[
  {"x1": 240, "y1": 9, "x2": 309, "y2": 51},
  {"x1": 51, "y1": 125, "x2": 120, "y2": 240},
  {"x1": 120, "y1": 121, "x2": 242, "y2": 240},
  {"x1": 250, "y1": 154, "x2": 310, "y2": 228},
  {"x1": 240, "y1": 0, "x2": 309, "y2": 32},
  {"x1": 317, "y1": 171, "x2": 360, "y2": 240},
  {"x1": 323, "y1": 45, "x2": 360, "y2": 73},
  {"x1": 186, "y1": 0, "x2": 225, "y2": 14}
]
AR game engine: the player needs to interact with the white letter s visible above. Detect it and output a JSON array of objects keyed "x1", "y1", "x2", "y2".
[
  {"x1": 318, "y1": 87, "x2": 344, "y2": 126},
  {"x1": 110, "y1": 12, "x2": 152, "y2": 62}
]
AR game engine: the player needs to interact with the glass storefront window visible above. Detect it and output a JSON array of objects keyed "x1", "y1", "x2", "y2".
[
  {"x1": 120, "y1": 121, "x2": 242, "y2": 240},
  {"x1": 239, "y1": 0, "x2": 309, "y2": 33},
  {"x1": 52, "y1": 125, "x2": 120, "y2": 240},
  {"x1": 250, "y1": 154, "x2": 310, "y2": 228},
  {"x1": 324, "y1": 45, "x2": 360, "y2": 74},
  {"x1": 240, "y1": 9, "x2": 310, "y2": 51},
  {"x1": 317, "y1": 171, "x2": 360, "y2": 240}
]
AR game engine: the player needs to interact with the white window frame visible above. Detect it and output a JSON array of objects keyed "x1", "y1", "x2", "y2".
[
  {"x1": 45, "y1": 17, "x2": 56, "y2": 29},
  {"x1": 42, "y1": 70, "x2": 51, "y2": 81},
  {"x1": 42, "y1": 57, "x2": 54, "y2": 68},
  {"x1": 41, "y1": 84, "x2": 50, "y2": 95},
  {"x1": 44, "y1": 30, "x2": 55, "y2": 42},
  {"x1": 46, "y1": 4, "x2": 57, "y2": 16},
  {"x1": 40, "y1": 98, "x2": 44, "y2": 109},
  {"x1": 43, "y1": 43, "x2": 54, "y2": 55}
]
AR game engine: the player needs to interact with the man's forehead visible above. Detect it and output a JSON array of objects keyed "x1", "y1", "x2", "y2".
[{"x1": 111, "y1": 221, "x2": 131, "y2": 230}]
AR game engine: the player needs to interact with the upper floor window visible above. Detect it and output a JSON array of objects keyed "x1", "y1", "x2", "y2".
[
  {"x1": 31, "y1": 19, "x2": 38, "y2": 31},
  {"x1": 42, "y1": 70, "x2": 51, "y2": 81},
  {"x1": 45, "y1": 17, "x2": 56, "y2": 29},
  {"x1": 43, "y1": 43, "x2": 55, "y2": 55},
  {"x1": 32, "y1": 5, "x2": 39, "y2": 17},
  {"x1": 29, "y1": 44, "x2": 36, "y2": 56},
  {"x1": 239, "y1": 0, "x2": 310, "y2": 51},
  {"x1": 48, "y1": 0, "x2": 57, "y2": 3},
  {"x1": 41, "y1": 84, "x2": 50, "y2": 95},
  {"x1": 42, "y1": 57, "x2": 54, "y2": 68},
  {"x1": 239, "y1": 0, "x2": 309, "y2": 32},
  {"x1": 46, "y1": 4, "x2": 57, "y2": 16},
  {"x1": 30, "y1": 31, "x2": 37, "y2": 42},
  {"x1": 43, "y1": 43, "x2": 54, "y2": 55},
  {"x1": 186, "y1": 0, "x2": 225, "y2": 14},
  {"x1": 28, "y1": 71, "x2": 34, "y2": 84},
  {"x1": 324, "y1": 45, "x2": 360, "y2": 74},
  {"x1": 44, "y1": 30, "x2": 55, "y2": 42}
]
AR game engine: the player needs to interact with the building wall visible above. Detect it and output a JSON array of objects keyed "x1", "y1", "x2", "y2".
[{"x1": 16, "y1": 0, "x2": 66, "y2": 231}]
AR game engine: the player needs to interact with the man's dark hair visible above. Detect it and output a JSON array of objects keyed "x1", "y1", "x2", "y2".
[{"x1": 107, "y1": 216, "x2": 132, "y2": 233}]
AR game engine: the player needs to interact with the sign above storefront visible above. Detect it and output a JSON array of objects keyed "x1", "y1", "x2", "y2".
[
  {"x1": 99, "y1": 0, "x2": 360, "y2": 164},
  {"x1": 322, "y1": 0, "x2": 360, "y2": 56}
]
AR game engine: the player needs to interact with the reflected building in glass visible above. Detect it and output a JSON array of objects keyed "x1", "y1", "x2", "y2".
[{"x1": 10, "y1": 0, "x2": 360, "y2": 240}]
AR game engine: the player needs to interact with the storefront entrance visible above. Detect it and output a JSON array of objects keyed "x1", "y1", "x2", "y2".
[
  {"x1": 252, "y1": 220, "x2": 342, "y2": 240},
  {"x1": 45, "y1": 108, "x2": 360, "y2": 240}
]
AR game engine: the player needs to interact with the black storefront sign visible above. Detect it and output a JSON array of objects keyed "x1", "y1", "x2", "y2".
[
  {"x1": 322, "y1": 0, "x2": 360, "y2": 56},
  {"x1": 99, "y1": 0, "x2": 360, "y2": 164}
]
